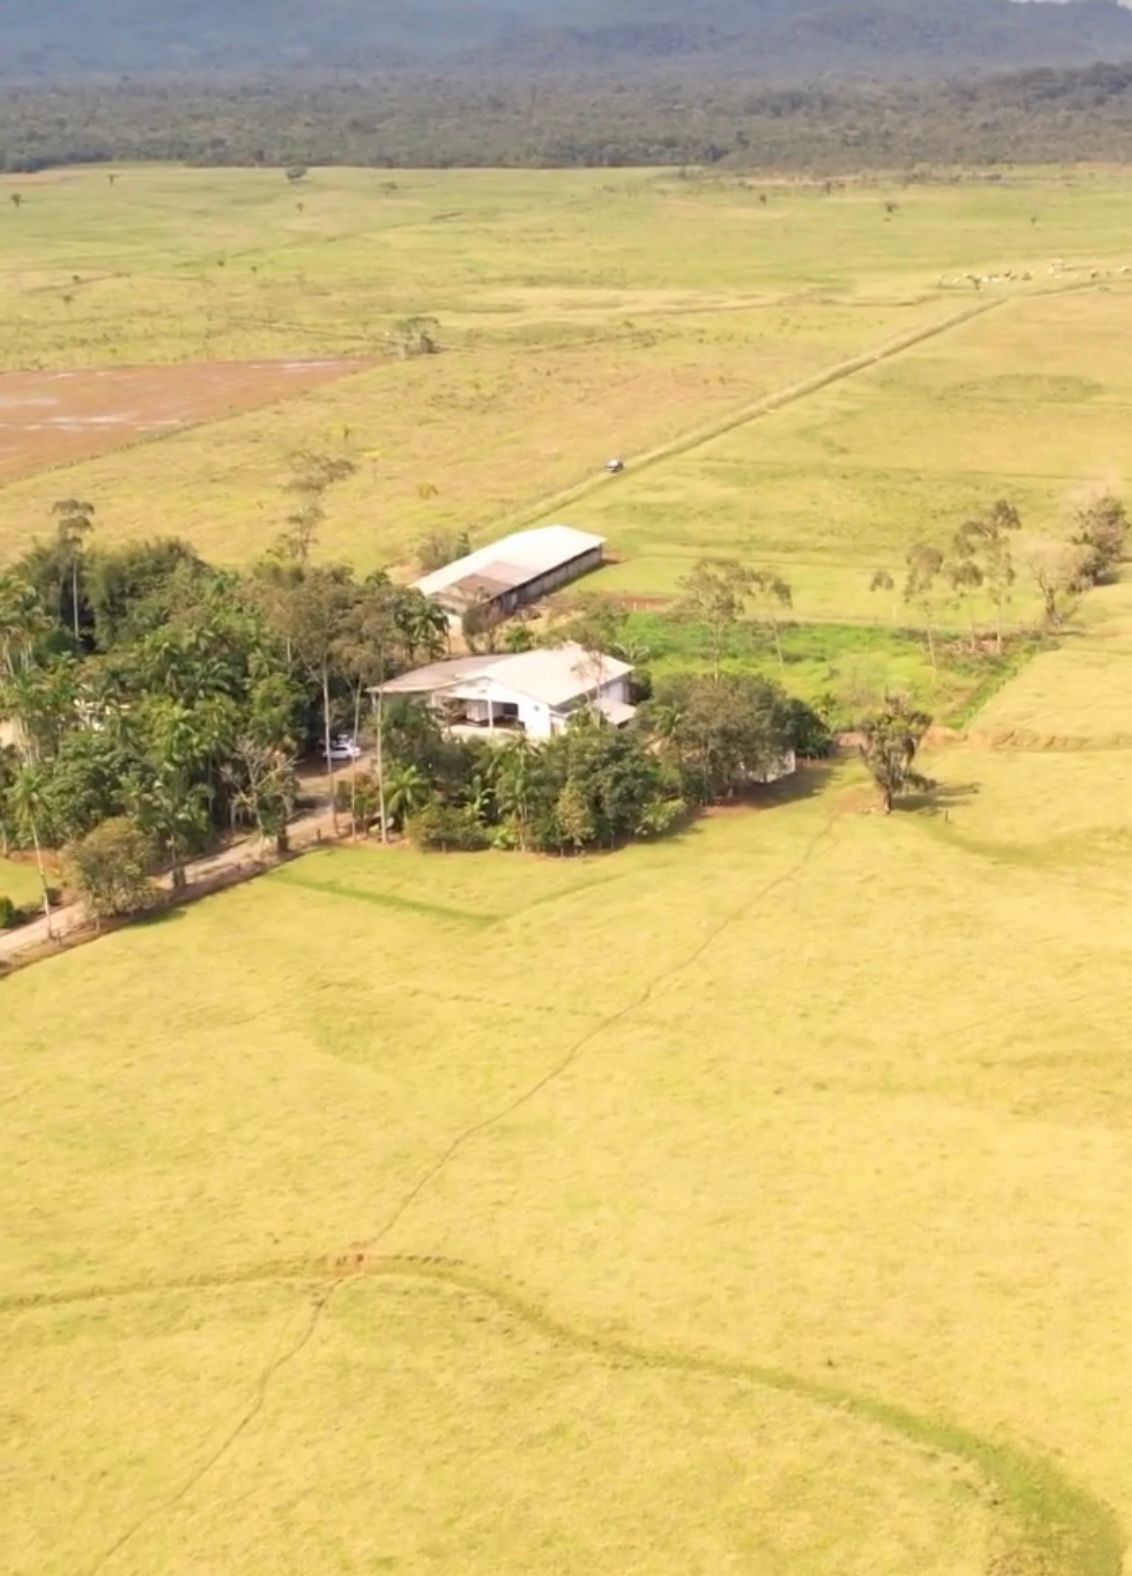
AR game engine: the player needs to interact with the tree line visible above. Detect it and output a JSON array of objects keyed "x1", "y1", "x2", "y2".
[
  {"x1": 9, "y1": 63, "x2": 1132, "y2": 174},
  {"x1": 869, "y1": 494, "x2": 1128, "y2": 670}
]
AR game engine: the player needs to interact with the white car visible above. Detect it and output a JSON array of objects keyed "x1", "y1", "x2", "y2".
[{"x1": 322, "y1": 734, "x2": 363, "y2": 762}]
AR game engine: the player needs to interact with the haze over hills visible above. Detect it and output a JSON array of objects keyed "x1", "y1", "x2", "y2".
[{"x1": 5, "y1": 0, "x2": 1132, "y2": 77}]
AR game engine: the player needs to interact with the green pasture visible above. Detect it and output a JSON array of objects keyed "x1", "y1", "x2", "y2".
[
  {"x1": 4, "y1": 728, "x2": 1132, "y2": 1572},
  {"x1": 0, "y1": 297, "x2": 940, "y2": 573},
  {"x1": 4, "y1": 164, "x2": 1132, "y2": 369},
  {"x1": 627, "y1": 612, "x2": 1038, "y2": 725}
]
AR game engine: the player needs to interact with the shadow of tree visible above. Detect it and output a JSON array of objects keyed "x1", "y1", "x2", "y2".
[{"x1": 900, "y1": 780, "x2": 980, "y2": 815}]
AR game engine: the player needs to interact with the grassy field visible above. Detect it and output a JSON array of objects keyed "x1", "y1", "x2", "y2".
[
  {"x1": 4, "y1": 162, "x2": 1132, "y2": 1572},
  {"x1": 973, "y1": 576, "x2": 1132, "y2": 744},
  {"x1": 4, "y1": 725, "x2": 1132, "y2": 1573},
  {"x1": 0, "y1": 854, "x2": 44, "y2": 908},
  {"x1": 6, "y1": 163, "x2": 1132, "y2": 718},
  {"x1": 3, "y1": 164, "x2": 1132, "y2": 623}
]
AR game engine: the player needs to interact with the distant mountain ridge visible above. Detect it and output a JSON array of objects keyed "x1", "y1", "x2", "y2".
[{"x1": 5, "y1": 0, "x2": 1132, "y2": 77}]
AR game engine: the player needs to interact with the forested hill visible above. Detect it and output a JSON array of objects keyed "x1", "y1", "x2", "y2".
[{"x1": 5, "y1": 0, "x2": 1132, "y2": 78}]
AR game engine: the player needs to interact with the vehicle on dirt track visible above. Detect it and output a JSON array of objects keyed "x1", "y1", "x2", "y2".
[{"x1": 321, "y1": 734, "x2": 363, "y2": 762}]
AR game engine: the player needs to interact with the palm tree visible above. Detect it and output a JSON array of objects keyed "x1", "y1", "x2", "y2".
[
  {"x1": 334, "y1": 574, "x2": 399, "y2": 840},
  {"x1": 0, "y1": 572, "x2": 48, "y2": 684},
  {"x1": 460, "y1": 767, "x2": 496, "y2": 824},
  {"x1": 130, "y1": 699, "x2": 218, "y2": 888},
  {"x1": 503, "y1": 623, "x2": 534, "y2": 654},
  {"x1": 8, "y1": 764, "x2": 56, "y2": 936},
  {"x1": 611, "y1": 634, "x2": 652, "y2": 665},
  {"x1": 641, "y1": 697, "x2": 687, "y2": 787},
  {"x1": 382, "y1": 763, "x2": 430, "y2": 830},
  {"x1": 52, "y1": 498, "x2": 95, "y2": 643},
  {"x1": 397, "y1": 593, "x2": 449, "y2": 662},
  {"x1": 129, "y1": 767, "x2": 211, "y2": 890}
]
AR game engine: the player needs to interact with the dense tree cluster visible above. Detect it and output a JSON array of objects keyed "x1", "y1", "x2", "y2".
[
  {"x1": 1, "y1": 519, "x2": 824, "y2": 930},
  {"x1": 0, "y1": 503, "x2": 450, "y2": 927},
  {"x1": 9, "y1": 62, "x2": 1132, "y2": 173}
]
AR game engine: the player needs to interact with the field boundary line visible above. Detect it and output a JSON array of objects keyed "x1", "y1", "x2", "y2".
[{"x1": 475, "y1": 294, "x2": 1011, "y2": 541}]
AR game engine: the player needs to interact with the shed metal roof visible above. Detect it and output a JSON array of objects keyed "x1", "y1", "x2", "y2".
[
  {"x1": 374, "y1": 642, "x2": 631, "y2": 711},
  {"x1": 413, "y1": 525, "x2": 605, "y2": 601}
]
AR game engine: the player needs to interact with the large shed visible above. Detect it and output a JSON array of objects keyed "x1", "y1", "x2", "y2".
[{"x1": 413, "y1": 525, "x2": 605, "y2": 624}]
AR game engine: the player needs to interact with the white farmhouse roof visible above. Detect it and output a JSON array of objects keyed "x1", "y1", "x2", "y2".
[
  {"x1": 376, "y1": 642, "x2": 631, "y2": 711},
  {"x1": 413, "y1": 525, "x2": 605, "y2": 601}
]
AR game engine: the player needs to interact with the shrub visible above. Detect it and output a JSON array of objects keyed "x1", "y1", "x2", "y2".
[
  {"x1": 405, "y1": 800, "x2": 489, "y2": 852},
  {"x1": 782, "y1": 697, "x2": 834, "y2": 759},
  {"x1": 635, "y1": 795, "x2": 688, "y2": 838},
  {"x1": 488, "y1": 820, "x2": 520, "y2": 851},
  {"x1": 0, "y1": 895, "x2": 20, "y2": 929},
  {"x1": 628, "y1": 667, "x2": 653, "y2": 704},
  {"x1": 1072, "y1": 494, "x2": 1128, "y2": 586},
  {"x1": 66, "y1": 817, "x2": 157, "y2": 923},
  {"x1": 416, "y1": 527, "x2": 471, "y2": 574},
  {"x1": 335, "y1": 770, "x2": 384, "y2": 835}
]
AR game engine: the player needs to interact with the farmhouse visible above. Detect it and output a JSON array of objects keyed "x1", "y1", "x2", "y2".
[
  {"x1": 413, "y1": 525, "x2": 605, "y2": 625},
  {"x1": 374, "y1": 642, "x2": 634, "y2": 742}
]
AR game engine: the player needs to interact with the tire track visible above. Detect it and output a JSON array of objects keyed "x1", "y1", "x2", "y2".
[
  {"x1": 13, "y1": 794, "x2": 1125, "y2": 1575},
  {"x1": 4, "y1": 813, "x2": 839, "y2": 1322}
]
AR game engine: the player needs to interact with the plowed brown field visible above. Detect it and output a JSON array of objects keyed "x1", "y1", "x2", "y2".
[{"x1": 0, "y1": 358, "x2": 365, "y2": 482}]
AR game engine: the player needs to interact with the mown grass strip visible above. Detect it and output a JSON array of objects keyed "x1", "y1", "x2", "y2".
[{"x1": 269, "y1": 866, "x2": 498, "y2": 926}]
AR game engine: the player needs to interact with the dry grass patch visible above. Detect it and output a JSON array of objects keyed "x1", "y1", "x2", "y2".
[
  {"x1": 3, "y1": 1277, "x2": 1005, "y2": 1576},
  {"x1": 0, "y1": 358, "x2": 364, "y2": 484},
  {"x1": 3, "y1": 740, "x2": 1132, "y2": 1568}
]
